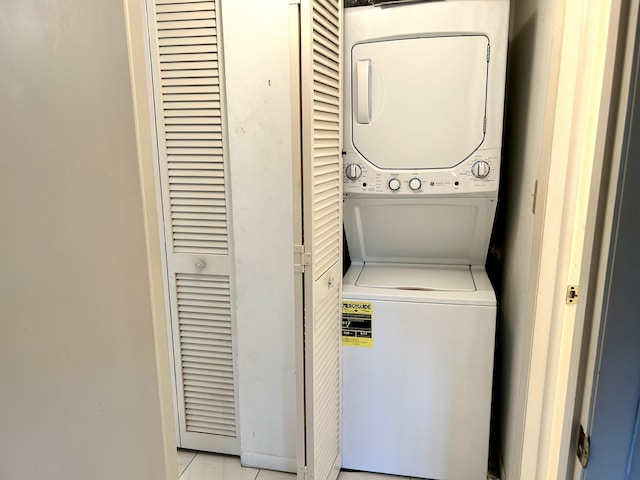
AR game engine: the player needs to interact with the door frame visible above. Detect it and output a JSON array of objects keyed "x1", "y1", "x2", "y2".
[
  {"x1": 520, "y1": 0, "x2": 629, "y2": 478},
  {"x1": 122, "y1": 0, "x2": 178, "y2": 477},
  {"x1": 570, "y1": 1, "x2": 640, "y2": 478},
  {"x1": 289, "y1": 1, "x2": 306, "y2": 477}
]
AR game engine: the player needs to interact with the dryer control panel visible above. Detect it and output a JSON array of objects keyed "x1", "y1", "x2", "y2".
[{"x1": 343, "y1": 148, "x2": 499, "y2": 197}]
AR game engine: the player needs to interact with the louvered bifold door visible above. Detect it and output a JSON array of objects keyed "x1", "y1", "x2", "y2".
[
  {"x1": 299, "y1": 2, "x2": 343, "y2": 480},
  {"x1": 146, "y1": 0, "x2": 239, "y2": 454}
]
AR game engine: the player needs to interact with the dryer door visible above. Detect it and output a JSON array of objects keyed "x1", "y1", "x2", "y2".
[{"x1": 351, "y1": 35, "x2": 489, "y2": 170}]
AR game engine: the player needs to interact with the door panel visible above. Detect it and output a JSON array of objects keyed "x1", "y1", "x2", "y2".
[
  {"x1": 299, "y1": 1, "x2": 343, "y2": 480},
  {"x1": 352, "y1": 35, "x2": 489, "y2": 170},
  {"x1": 146, "y1": 0, "x2": 239, "y2": 454}
]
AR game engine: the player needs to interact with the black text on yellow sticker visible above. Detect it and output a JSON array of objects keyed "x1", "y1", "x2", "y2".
[{"x1": 342, "y1": 301, "x2": 372, "y2": 347}]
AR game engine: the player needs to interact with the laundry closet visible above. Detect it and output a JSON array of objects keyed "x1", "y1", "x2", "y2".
[
  {"x1": 140, "y1": 0, "x2": 509, "y2": 477},
  {"x1": 0, "y1": 0, "x2": 625, "y2": 477},
  {"x1": 129, "y1": 0, "x2": 617, "y2": 479}
]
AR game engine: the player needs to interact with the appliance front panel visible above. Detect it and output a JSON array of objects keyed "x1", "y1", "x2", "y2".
[
  {"x1": 351, "y1": 35, "x2": 489, "y2": 171},
  {"x1": 342, "y1": 297, "x2": 495, "y2": 479}
]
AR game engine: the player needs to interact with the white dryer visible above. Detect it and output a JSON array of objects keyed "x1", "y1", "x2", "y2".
[{"x1": 341, "y1": 1, "x2": 509, "y2": 479}]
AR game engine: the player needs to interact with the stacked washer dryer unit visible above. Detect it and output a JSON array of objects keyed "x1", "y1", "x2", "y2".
[{"x1": 341, "y1": 1, "x2": 509, "y2": 479}]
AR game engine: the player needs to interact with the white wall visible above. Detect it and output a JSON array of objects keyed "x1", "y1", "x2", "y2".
[
  {"x1": 0, "y1": 1, "x2": 173, "y2": 479},
  {"x1": 221, "y1": 1, "x2": 298, "y2": 472},
  {"x1": 498, "y1": 0, "x2": 554, "y2": 478}
]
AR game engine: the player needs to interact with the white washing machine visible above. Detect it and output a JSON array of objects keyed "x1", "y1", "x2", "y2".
[
  {"x1": 342, "y1": 264, "x2": 496, "y2": 480},
  {"x1": 341, "y1": 1, "x2": 509, "y2": 479},
  {"x1": 342, "y1": 199, "x2": 499, "y2": 479}
]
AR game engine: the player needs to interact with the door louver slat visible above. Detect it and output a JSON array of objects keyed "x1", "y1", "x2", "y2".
[
  {"x1": 183, "y1": 370, "x2": 234, "y2": 381},
  {"x1": 159, "y1": 36, "x2": 218, "y2": 47},
  {"x1": 156, "y1": 0, "x2": 213, "y2": 5},
  {"x1": 181, "y1": 355, "x2": 232, "y2": 366},
  {"x1": 156, "y1": 1, "x2": 216, "y2": 14},
  {"x1": 159, "y1": 28, "x2": 217, "y2": 40}
]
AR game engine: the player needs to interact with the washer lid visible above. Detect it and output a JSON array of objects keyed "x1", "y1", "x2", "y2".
[
  {"x1": 343, "y1": 197, "x2": 496, "y2": 266},
  {"x1": 351, "y1": 34, "x2": 489, "y2": 170},
  {"x1": 355, "y1": 264, "x2": 476, "y2": 291}
]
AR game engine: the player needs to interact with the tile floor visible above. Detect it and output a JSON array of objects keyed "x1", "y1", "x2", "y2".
[
  {"x1": 177, "y1": 450, "x2": 406, "y2": 480},
  {"x1": 177, "y1": 450, "x2": 501, "y2": 480}
]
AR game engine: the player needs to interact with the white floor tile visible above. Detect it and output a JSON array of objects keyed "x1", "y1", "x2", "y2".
[
  {"x1": 255, "y1": 469, "x2": 296, "y2": 480},
  {"x1": 338, "y1": 471, "x2": 408, "y2": 480},
  {"x1": 181, "y1": 452, "x2": 259, "y2": 480},
  {"x1": 177, "y1": 449, "x2": 197, "y2": 477}
]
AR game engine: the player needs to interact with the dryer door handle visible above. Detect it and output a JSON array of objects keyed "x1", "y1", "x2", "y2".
[{"x1": 356, "y1": 59, "x2": 371, "y2": 124}]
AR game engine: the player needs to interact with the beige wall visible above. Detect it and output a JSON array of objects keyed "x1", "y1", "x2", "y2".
[{"x1": 0, "y1": 1, "x2": 171, "y2": 479}]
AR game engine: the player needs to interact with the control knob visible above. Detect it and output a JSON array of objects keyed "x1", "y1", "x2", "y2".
[
  {"x1": 471, "y1": 160, "x2": 491, "y2": 179},
  {"x1": 388, "y1": 178, "x2": 401, "y2": 191},
  {"x1": 345, "y1": 163, "x2": 362, "y2": 181},
  {"x1": 408, "y1": 177, "x2": 422, "y2": 191}
]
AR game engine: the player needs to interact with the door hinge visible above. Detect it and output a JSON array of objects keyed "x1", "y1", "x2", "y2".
[
  {"x1": 532, "y1": 179, "x2": 539, "y2": 214},
  {"x1": 487, "y1": 44, "x2": 491, "y2": 62},
  {"x1": 566, "y1": 285, "x2": 579, "y2": 304},
  {"x1": 577, "y1": 424, "x2": 590, "y2": 468},
  {"x1": 294, "y1": 245, "x2": 311, "y2": 273}
]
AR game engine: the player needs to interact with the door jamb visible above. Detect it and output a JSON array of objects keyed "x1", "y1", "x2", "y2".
[
  {"x1": 122, "y1": 0, "x2": 178, "y2": 477},
  {"x1": 289, "y1": 2, "x2": 306, "y2": 479},
  {"x1": 520, "y1": 0, "x2": 626, "y2": 478},
  {"x1": 569, "y1": 1, "x2": 640, "y2": 479}
]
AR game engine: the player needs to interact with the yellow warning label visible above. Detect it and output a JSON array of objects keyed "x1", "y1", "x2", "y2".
[{"x1": 342, "y1": 301, "x2": 373, "y2": 347}]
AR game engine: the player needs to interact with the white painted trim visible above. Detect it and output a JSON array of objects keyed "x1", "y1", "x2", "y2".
[
  {"x1": 521, "y1": 0, "x2": 625, "y2": 479},
  {"x1": 571, "y1": 2, "x2": 640, "y2": 479},
  {"x1": 552, "y1": 2, "x2": 626, "y2": 478},
  {"x1": 547, "y1": 1, "x2": 623, "y2": 477},
  {"x1": 242, "y1": 453, "x2": 297, "y2": 474},
  {"x1": 122, "y1": 0, "x2": 178, "y2": 477},
  {"x1": 135, "y1": 0, "x2": 183, "y2": 447},
  {"x1": 289, "y1": 3, "x2": 306, "y2": 480}
]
